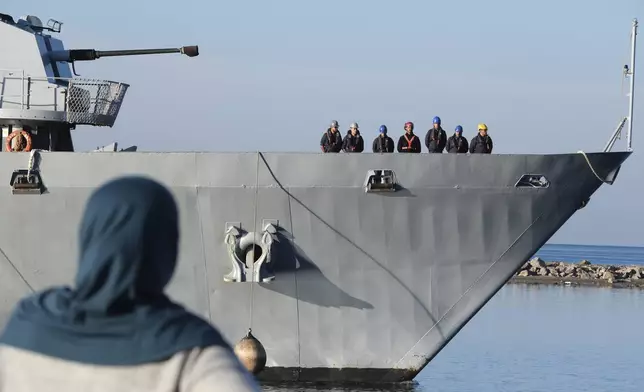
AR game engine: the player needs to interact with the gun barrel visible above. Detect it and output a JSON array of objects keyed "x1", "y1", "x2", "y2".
[
  {"x1": 97, "y1": 48, "x2": 181, "y2": 57},
  {"x1": 48, "y1": 45, "x2": 199, "y2": 62}
]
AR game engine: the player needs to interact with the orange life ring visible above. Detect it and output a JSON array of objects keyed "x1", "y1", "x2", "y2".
[{"x1": 5, "y1": 130, "x2": 32, "y2": 152}]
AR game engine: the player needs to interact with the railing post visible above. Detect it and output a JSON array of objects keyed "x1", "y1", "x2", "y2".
[{"x1": 20, "y1": 70, "x2": 24, "y2": 109}]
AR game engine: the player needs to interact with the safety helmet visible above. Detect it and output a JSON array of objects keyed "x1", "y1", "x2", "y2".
[
  {"x1": 433, "y1": 116, "x2": 441, "y2": 125},
  {"x1": 379, "y1": 125, "x2": 387, "y2": 133},
  {"x1": 331, "y1": 120, "x2": 339, "y2": 128},
  {"x1": 405, "y1": 121, "x2": 414, "y2": 129},
  {"x1": 477, "y1": 123, "x2": 488, "y2": 131},
  {"x1": 455, "y1": 125, "x2": 463, "y2": 133},
  {"x1": 350, "y1": 122, "x2": 359, "y2": 129}
]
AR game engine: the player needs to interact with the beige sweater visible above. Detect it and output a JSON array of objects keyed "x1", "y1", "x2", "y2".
[{"x1": 0, "y1": 344, "x2": 261, "y2": 392}]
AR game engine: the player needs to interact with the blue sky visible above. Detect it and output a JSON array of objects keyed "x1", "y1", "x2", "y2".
[{"x1": 3, "y1": 0, "x2": 643, "y2": 246}]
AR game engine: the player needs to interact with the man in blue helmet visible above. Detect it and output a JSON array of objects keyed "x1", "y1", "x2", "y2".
[
  {"x1": 372, "y1": 125, "x2": 394, "y2": 153},
  {"x1": 446, "y1": 125, "x2": 469, "y2": 153},
  {"x1": 424, "y1": 116, "x2": 447, "y2": 153}
]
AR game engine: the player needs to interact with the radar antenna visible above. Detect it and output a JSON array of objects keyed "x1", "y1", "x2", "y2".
[
  {"x1": 604, "y1": 18, "x2": 638, "y2": 152},
  {"x1": 625, "y1": 18, "x2": 638, "y2": 151}
]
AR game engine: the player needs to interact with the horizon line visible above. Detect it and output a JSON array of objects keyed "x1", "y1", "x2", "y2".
[{"x1": 544, "y1": 243, "x2": 644, "y2": 249}]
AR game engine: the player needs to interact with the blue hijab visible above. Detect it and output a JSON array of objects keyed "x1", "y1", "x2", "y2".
[{"x1": 0, "y1": 176, "x2": 227, "y2": 365}]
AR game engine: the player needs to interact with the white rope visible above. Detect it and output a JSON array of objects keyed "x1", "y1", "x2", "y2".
[
  {"x1": 27, "y1": 148, "x2": 42, "y2": 177},
  {"x1": 577, "y1": 150, "x2": 615, "y2": 184},
  {"x1": 248, "y1": 151, "x2": 261, "y2": 332}
]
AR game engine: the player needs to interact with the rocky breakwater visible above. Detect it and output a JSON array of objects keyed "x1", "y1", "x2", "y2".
[{"x1": 509, "y1": 258, "x2": 644, "y2": 289}]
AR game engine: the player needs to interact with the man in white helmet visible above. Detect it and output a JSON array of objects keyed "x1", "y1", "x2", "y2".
[
  {"x1": 342, "y1": 122, "x2": 364, "y2": 153},
  {"x1": 320, "y1": 120, "x2": 343, "y2": 153}
]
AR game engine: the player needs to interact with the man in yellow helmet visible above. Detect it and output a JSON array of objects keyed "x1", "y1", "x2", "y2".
[{"x1": 469, "y1": 123, "x2": 493, "y2": 154}]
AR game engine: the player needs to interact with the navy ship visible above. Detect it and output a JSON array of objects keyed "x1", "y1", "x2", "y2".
[{"x1": 0, "y1": 12, "x2": 638, "y2": 383}]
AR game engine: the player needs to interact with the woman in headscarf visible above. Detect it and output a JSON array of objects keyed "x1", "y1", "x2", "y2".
[{"x1": 0, "y1": 176, "x2": 261, "y2": 392}]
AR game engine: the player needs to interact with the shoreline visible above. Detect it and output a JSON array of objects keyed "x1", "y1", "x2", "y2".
[{"x1": 506, "y1": 258, "x2": 644, "y2": 289}]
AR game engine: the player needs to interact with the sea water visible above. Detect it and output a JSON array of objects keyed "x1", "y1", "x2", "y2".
[{"x1": 266, "y1": 244, "x2": 644, "y2": 392}]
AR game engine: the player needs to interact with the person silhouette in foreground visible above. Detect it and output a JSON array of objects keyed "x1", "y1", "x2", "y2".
[{"x1": 0, "y1": 176, "x2": 261, "y2": 392}]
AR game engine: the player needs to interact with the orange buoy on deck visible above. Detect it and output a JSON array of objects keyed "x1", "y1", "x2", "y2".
[{"x1": 5, "y1": 130, "x2": 32, "y2": 152}]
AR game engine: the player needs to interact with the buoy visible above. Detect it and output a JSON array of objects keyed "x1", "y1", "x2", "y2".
[
  {"x1": 234, "y1": 328, "x2": 267, "y2": 375},
  {"x1": 5, "y1": 130, "x2": 32, "y2": 152}
]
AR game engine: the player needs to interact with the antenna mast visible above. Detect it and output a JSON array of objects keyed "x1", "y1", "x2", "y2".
[{"x1": 626, "y1": 18, "x2": 638, "y2": 151}]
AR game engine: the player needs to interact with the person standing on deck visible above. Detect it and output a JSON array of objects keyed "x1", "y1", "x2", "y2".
[
  {"x1": 342, "y1": 122, "x2": 364, "y2": 153},
  {"x1": 0, "y1": 176, "x2": 261, "y2": 392},
  {"x1": 372, "y1": 125, "x2": 395, "y2": 153},
  {"x1": 425, "y1": 116, "x2": 447, "y2": 153},
  {"x1": 397, "y1": 122, "x2": 421, "y2": 153},
  {"x1": 469, "y1": 123, "x2": 493, "y2": 154},
  {"x1": 320, "y1": 120, "x2": 343, "y2": 153},
  {"x1": 446, "y1": 125, "x2": 469, "y2": 153}
]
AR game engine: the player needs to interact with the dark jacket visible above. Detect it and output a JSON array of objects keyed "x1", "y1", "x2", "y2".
[
  {"x1": 446, "y1": 134, "x2": 469, "y2": 153},
  {"x1": 372, "y1": 134, "x2": 395, "y2": 153},
  {"x1": 397, "y1": 132, "x2": 422, "y2": 153},
  {"x1": 342, "y1": 130, "x2": 364, "y2": 153},
  {"x1": 469, "y1": 133, "x2": 493, "y2": 154},
  {"x1": 320, "y1": 128, "x2": 342, "y2": 153},
  {"x1": 425, "y1": 127, "x2": 447, "y2": 153}
]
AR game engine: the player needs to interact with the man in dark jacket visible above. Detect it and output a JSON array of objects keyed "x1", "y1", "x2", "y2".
[
  {"x1": 446, "y1": 125, "x2": 469, "y2": 153},
  {"x1": 320, "y1": 120, "x2": 343, "y2": 153},
  {"x1": 425, "y1": 116, "x2": 447, "y2": 153},
  {"x1": 372, "y1": 125, "x2": 394, "y2": 153},
  {"x1": 469, "y1": 123, "x2": 493, "y2": 154},
  {"x1": 342, "y1": 122, "x2": 364, "y2": 153},
  {"x1": 397, "y1": 122, "x2": 422, "y2": 153}
]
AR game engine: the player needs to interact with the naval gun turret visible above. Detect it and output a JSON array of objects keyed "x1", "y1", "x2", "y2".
[{"x1": 0, "y1": 12, "x2": 198, "y2": 153}]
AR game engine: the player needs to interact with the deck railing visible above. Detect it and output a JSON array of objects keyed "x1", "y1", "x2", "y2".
[{"x1": 0, "y1": 69, "x2": 129, "y2": 127}]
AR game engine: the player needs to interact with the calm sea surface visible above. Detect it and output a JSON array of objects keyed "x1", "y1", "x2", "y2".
[
  {"x1": 264, "y1": 244, "x2": 644, "y2": 392},
  {"x1": 534, "y1": 243, "x2": 644, "y2": 266}
]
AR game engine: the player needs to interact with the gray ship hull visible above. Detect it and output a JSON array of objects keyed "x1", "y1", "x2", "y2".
[{"x1": 0, "y1": 150, "x2": 630, "y2": 383}]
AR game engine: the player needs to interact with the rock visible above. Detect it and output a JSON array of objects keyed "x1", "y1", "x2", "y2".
[
  {"x1": 602, "y1": 271, "x2": 615, "y2": 283},
  {"x1": 578, "y1": 270, "x2": 592, "y2": 280},
  {"x1": 564, "y1": 265, "x2": 577, "y2": 275},
  {"x1": 621, "y1": 267, "x2": 639, "y2": 279},
  {"x1": 510, "y1": 258, "x2": 644, "y2": 289},
  {"x1": 529, "y1": 257, "x2": 547, "y2": 269},
  {"x1": 535, "y1": 267, "x2": 547, "y2": 276},
  {"x1": 637, "y1": 268, "x2": 644, "y2": 280},
  {"x1": 547, "y1": 267, "x2": 560, "y2": 277},
  {"x1": 613, "y1": 267, "x2": 635, "y2": 280},
  {"x1": 615, "y1": 268, "x2": 628, "y2": 278}
]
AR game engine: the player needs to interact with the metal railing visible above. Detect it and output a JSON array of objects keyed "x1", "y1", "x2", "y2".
[{"x1": 0, "y1": 69, "x2": 129, "y2": 127}]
